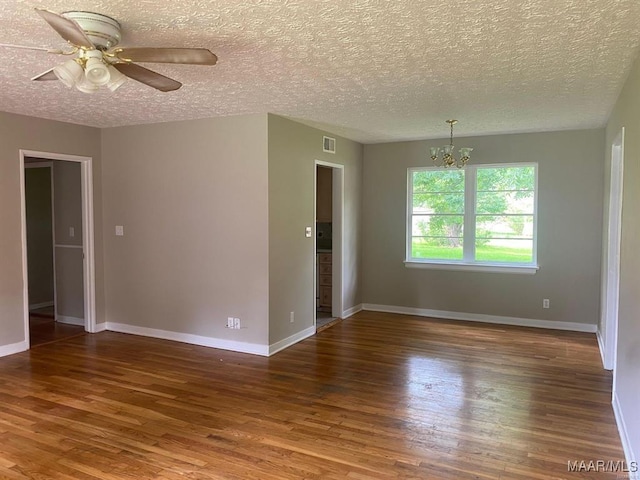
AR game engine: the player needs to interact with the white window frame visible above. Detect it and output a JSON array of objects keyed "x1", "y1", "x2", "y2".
[{"x1": 405, "y1": 163, "x2": 539, "y2": 274}]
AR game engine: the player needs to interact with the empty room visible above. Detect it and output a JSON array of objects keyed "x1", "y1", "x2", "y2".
[{"x1": 0, "y1": 1, "x2": 638, "y2": 478}]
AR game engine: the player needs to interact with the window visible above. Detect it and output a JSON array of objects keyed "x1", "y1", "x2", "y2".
[{"x1": 406, "y1": 163, "x2": 538, "y2": 273}]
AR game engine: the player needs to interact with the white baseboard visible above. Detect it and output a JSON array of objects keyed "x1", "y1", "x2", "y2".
[
  {"x1": 106, "y1": 322, "x2": 269, "y2": 356},
  {"x1": 342, "y1": 303, "x2": 363, "y2": 319},
  {"x1": 362, "y1": 304, "x2": 597, "y2": 333},
  {"x1": 613, "y1": 391, "x2": 637, "y2": 470},
  {"x1": 269, "y1": 326, "x2": 316, "y2": 356},
  {"x1": 93, "y1": 323, "x2": 107, "y2": 333},
  {"x1": 0, "y1": 340, "x2": 29, "y2": 358},
  {"x1": 29, "y1": 301, "x2": 54, "y2": 310},
  {"x1": 56, "y1": 315, "x2": 85, "y2": 326}
]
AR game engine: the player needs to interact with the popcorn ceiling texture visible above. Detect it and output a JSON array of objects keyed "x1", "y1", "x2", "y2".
[{"x1": 0, "y1": 0, "x2": 639, "y2": 143}]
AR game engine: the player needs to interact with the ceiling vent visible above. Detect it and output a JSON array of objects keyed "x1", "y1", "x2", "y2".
[{"x1": 323, "y1": 136, "x2": 336, "y2": 154}]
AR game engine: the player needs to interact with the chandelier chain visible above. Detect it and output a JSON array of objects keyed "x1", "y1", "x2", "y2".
[{"x1": 450, "y1": 121, "x2": 454, "y2": 146}]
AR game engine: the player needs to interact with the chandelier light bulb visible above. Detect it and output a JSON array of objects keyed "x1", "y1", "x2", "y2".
[{"x1": 459, "y1": 148, "x2": 473, "y2": 162}]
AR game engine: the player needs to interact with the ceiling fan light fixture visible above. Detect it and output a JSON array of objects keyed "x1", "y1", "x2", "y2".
[
  {"x1": 52, "y1": 58, "x2": 83, "y2": 88},
  {"x1": 20, "y1": 8, "x2": 218, "y2": 93},
  {"x1": 105, "y1": 65, "x2": 126, "y2": 92},
  {"x1": 75, "y1": 76, "x2": 99, "y2": 94},
  {"x1": 84, "y1": 51, "x2": 110, "y2": 86}
]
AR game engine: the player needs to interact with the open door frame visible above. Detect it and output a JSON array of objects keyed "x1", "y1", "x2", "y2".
[
  {"x1": 23, "y1": 161, "x2": 58, "y2": 321},
  {"x1": 19, "y1": 150, "x2": 98, "y2": 347},
  {"x1": 314, "y1": 160, "x2": 344, "y2": 325},
  {"x1": 600, "y1": 127, "x2": 624, "y2": 373}
]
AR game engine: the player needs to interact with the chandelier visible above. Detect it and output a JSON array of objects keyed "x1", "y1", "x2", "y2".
[{"x1": 430, "y1": 119, "x2": 473, "y2": 169}]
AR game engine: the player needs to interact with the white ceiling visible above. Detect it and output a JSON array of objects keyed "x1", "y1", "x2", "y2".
[{"x1": 1, "y1": 1, "x2": 639, "y2": 143}]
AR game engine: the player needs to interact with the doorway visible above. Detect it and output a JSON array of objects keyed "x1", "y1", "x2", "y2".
[
  {"x1": 23, "y1": 161, "x2": 82, "y2": 346},
  {"x1": 314, "y1": 161, "x2": 344, "y2": 331},
  {"x1": 601, "y1": 128, "x2": 624, "y2": 372},
  {"x1": 20, "y1": 150, "x2": 97, "y2": 348}
]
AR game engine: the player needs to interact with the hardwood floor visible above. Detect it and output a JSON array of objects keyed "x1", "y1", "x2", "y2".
[
  {"x1": 29, "y1": 313, "x2": 85, "y2": 348},
  {"x1": 29, "y1": 307, "x2": 85, "y2": 348},
  {"x1": 0, "y1": 311, "x2": 624, "y2": 479},
  {"x1": 316, "y1": 311, "x2": 341, "y2": 332}
]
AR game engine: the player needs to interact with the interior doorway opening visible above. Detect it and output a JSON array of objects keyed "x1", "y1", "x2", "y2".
[
  {"x1": 24, "y1": 161, "x2": 80, "y2": 346},
  {"x1": 314, "y1": 161, "x2": 344, "y2": 332},
  {"x1": 601, "y1": 128, "x2": 624, "y2": 374},
  {"x1": 20, "y1": 150, "x2": 97, "y2": 349}
]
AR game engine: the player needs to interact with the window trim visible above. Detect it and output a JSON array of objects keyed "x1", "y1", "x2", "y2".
[{"x1": 406, "y1": 162, "x2": 539, "y2": 273}]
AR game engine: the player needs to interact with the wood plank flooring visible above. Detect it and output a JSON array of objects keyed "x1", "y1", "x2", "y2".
[
  {"x1": 0, "y1": 311, "x2": 625, "y2": 479},
  {"x1": 316, "y1": 314, "x2": 341, "y2": 333},
  {"x1": 29, "y1": 315, "x2": 85, "y2": 348}
]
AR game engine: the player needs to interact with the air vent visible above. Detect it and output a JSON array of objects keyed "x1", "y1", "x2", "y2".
[{"x1": 323, "y1": 136, "x2": 336, "y2": 154}]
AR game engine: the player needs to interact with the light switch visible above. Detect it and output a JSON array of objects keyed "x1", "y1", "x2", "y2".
[
  {"x1": 69, "y1": 227, "x2": 75, "y2": 237},
  {"x1": 305, "y1": 226, "x2": 312, "y2": 238},
  {"x1": 115, "y1": 225, "x2": 124, "y2": 236}
]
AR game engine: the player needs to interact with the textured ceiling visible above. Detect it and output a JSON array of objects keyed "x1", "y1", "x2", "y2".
[{"x1": 1, "y1": 0, "x2": 640, "y2": 143}]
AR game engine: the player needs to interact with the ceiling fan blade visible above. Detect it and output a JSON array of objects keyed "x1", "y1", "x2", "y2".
[
  {"x1": 114, "y1": 63, "x2": 182, "y2": 92},
  {"x1": 115, "y1": 48, "x2": 217, "y2": 65},
  {"x1": 35, "y1": 8, "x2": 94, "y2": 49},
  {"x1": 0, "y1": 43, "x2": 65, "y2": 54},
  {"x1": 31, "y1": 68, "x2": 58, "y2": 81}
]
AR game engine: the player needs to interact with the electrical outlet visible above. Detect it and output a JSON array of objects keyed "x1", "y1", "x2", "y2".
[
  {"x1": 233, "y1": 318, "x2": 241, "y2": 329},
  {"x1": 543, "y1": 299, "x2": 550, "y2": 309},
  {"x1": 227, "y1": 317, "x2": 234, "y2": 328},
  {"x1": 69, "y1": 226, "x2": 75, "y2": 237},
  {"x1": 290, "y1": 311, "x2": 295, "y2": 323}
]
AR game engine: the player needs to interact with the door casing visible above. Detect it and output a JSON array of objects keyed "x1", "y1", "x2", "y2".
[{"x1": 19, "y1": 149, "x2": 98, "y2": 347}]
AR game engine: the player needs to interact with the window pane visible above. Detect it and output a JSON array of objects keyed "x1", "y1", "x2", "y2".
[
  {"x1": 476, "y1": 190, "x2": 534, "y2": 215},
  {"x1": 413, "y1": 193, "x2": 465, "y2": 214},
  {"x1": 412, "y1": 214, "x2": 463, "y2": 260},
  {"x1": 477, "y1": 166, "x2": 535, "y2": 192},
  {"x1": 474, "y1": 165, "x2": 536, "y2": 265},
  {"x1": 412, "y1": 237, "x2": 463, "y2": 260},
  {"x1": 412, "y1": 170, "x2": 464, "y2": 193},
  {"x1": 475, "y1": 239, "x2": 533, "y2": 263},
  {"x1": 412, "y1": 215, "x2": 464, "y2": 238},
  {"x1": 476, "y1": 215, "x2": 534, "y2": 240},
  {"x1": 407, "y1": 165, "x2": 537, "y2": 267}
]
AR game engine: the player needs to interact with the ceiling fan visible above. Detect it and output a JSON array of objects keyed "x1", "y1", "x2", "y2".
[{"x1": 0, "y1": 8, "x2": 217, "y2": 93}]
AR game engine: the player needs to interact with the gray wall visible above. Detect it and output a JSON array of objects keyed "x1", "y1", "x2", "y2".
[
  {"x1": 25, "y1": 166, "x2": 54, "y2": 307},
  {"x1": 604, "y1": 52, "x2": 640, "y2": 461},
  {"x1": 53, "y1": 161, "x2": 83, "y2": 247},
  {"x1": 101, "y1": 114, "x2": 270, "y2": 346},
  {"x1": 268, "y1": 114, "x2": 363, "y2": 344},
  {"x1": 53, "y1": 161, "x2": 84, "y2": 320},
  {"x1": 362, "y1": 129, "x2": 604, "y2": 325},
  {"x1": 0, "y1": 111, "x2": 103, "y2": 348}
]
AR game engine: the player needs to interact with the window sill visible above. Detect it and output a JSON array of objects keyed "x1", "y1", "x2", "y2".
[{"x1": 404, "y1": 260, "x2": 539, "y2": 275}]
